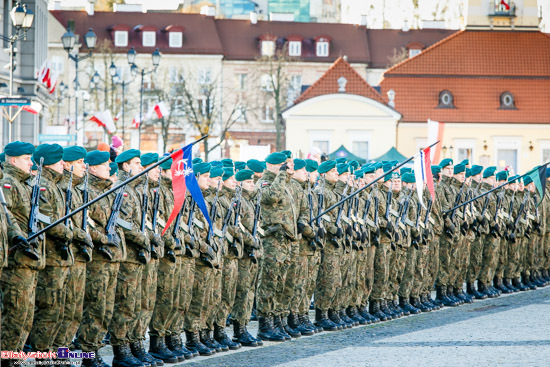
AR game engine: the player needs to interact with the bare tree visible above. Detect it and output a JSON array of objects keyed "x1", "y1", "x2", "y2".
[{"x1": 387, "y1": 47, "x2": 408, "y2": 67}]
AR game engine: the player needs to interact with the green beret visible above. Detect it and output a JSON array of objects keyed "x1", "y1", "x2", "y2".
[
  {"x1": 34, "y1": 144, "x2": 63, "y2": 166},
  {"x1": 281, "y1": 150, "x2": 292, "y2": 159},
  {"x1": 391, "y1": 160, "x2": 399, "y2": 165},
  {"x1": 383, "y1": 172, "x2": 399, "y2": 182},
  {"x1": 400, "y1": 167, "x2": 412, "y2": 175},
  {"x1": 335, "y1": 157, "x2": 347, "y2": 164},
  {"x1": 337, "y1": 163, "x2": 349, "y2": 175},
  {"x1": 0, "y1": 153, "x2": 4, "y2": 163},
  {"x1": 362, "y1": 164, "x2": 375, "y2": 174},
  {"x1": 235, "y1": 169, "x2": 254, "y2": 182},
  {"x1": 431, "y1": 165, "x2": 441, "y2": 175},
  {"x1": 31, "y1": 157, "x2": 37, "y2": 171},
  {"x1": 160, "y1": 155, "x2": 173, "y2": 170},
  {"x1": 193, "y1": 162, "x2": 211, "y2": 176},
  {"x1": 221, "y1": 158, "x2": 234, "y2": 168},
  {"x1": 465, "y1": 168, "x2": 472, "y2": 178},
  {"x1": 247, "y1": 159, "x2": 265, "y2": 173},
  {"x1": 402, "y1": 172, "x2": 415, "y2": 183},
  {"x1": 140, "y1": 153, "x2": 159, "y2": 167},
  {"x1": 210, "y1": 166, "x2": 223, "y2": 178},
  {"x1": 222, "y1": 167, "x2": 234, "y2": 181},
  {"x1": 63, "y1": 146, "x2": 87, "y2": 162},
  {"x1": 318, "y1": 160, "x2": 336, "y2": 174},
  {"x1": 483, "y1": 166, "x2": 496, "y2": 178},
  {"x1": 192, "y1": 158, "x2": 203, "y2": 165},
  {"x1": 211, "y1": 161, "x2": 222, "y2": 168},
  {"x1": 235, "y1": 161, "x2": 246, "y2": 171},
  {"x1": 4, "y1": 141, "x2": 34, "y2": 157},
  {"x1": 305, "y1": 159, "x2": 318, "y2": 173},
  {"x1": 453, "y1": 164, "x2": 465, "y2": 175},
  {"x1": 115, "y1": 149, "x2": 140, "y2": 164},
  {"x1": 293, "y1": 158, "x2": 306, "y2": 171},
  {"x1": 495, "y1": 170, "x2": 508, "y2": 182},
  {"x1": 382, "y1": 162, "x2": 394, "y2": 173},
  {"x1": 265, "y1": 152, "x2": 286, "y2": 165},
  {"x1": 523, "y1": 176, "x2": 533, "y2": 185},
  {"x1": 84, "y1": 150, "x2": 110, "y2": 166},
  {"x1": 507, "y1": 175, "x2": 519, "y2": 183},
  {"x1": 373, "y1": 162, "x2": 383, "y2": 170},
  {"x1": 109, "y1": 162, "x2": 118, "y2": 176},
  {"x1": 460, "y1": 159, "x2": 470, "y2": 166},
  {"x1": 354, "y1": 169, "x2": 364, "y2": 179},
  {"x1": 349, "y1": 160, "x2": 359, "y2": 171},
  {"x1": 439, "y1": 158, "x2": 453, "y2": 168}
]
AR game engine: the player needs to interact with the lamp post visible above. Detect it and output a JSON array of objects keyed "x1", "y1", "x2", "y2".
[
  {"x1": 61, "y1": 27, "x2": 97, "y2": 145},
  {"x1": 56, "y1": 81, "x2": 68, "y2": 125},
  {"x1": 127, "y1": 47, "x2": 161, "y2": 149},
  {"x1": 0, "y1": 2, "x2": 34, "y2": 142},
  {"x1": 109, "y1": 62, "x2": 132, "y2": 144}
]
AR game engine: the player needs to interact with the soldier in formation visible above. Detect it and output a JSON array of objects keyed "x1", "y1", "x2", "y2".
[{"x1": 0, "y1": 142, "x2": 549, "y2": 367}]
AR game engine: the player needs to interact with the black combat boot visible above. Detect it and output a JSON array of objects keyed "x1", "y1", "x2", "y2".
[
  {"x1": 380, "y1": 300, "x2": 397, "y2": 320},
  {"x1": 82, "y1": 353, "x2": 103, "y2": 367},
  {"x1": 300, "y1": 313, "x2": 321, "y2": 333},
  {"x1": 422, "y1": 293, "x2": 440, "y2": 310},
  {"x1": 339, "y1": 308, "x2": 356, "y2": 327},
  {"x1": 347, "y1": 306, "x2": 368, "y2": 325},
  {"x1": 369, "y1": 300, "x2": 389, "y2": 321},
  {"x1": 523, "y1": 273, "x2": 537, "y2": 290},
  {"x1": 214, "y1": 324, "x2": 241, "y2": 350},
  {"x1": 257, "y1": 316, "x2": 286, "y2": 342},
  {"x1": 289, "y1": 312, "x2": 314, "y2": 336},
  {"x1": 446, "y1": 287, "x2": 462, "y2": 304},
  {"x1": 232, "y1": 321, "x2": 259, "y2": 347},
  {"x1": 165, "y1": 334, "x2": 194, "y2": 360},
  {"x1": 185, "y1": 331, "x2": 214, "y2": 356},
  {"x1": 456, "y1": 288, "x2": 474, "y2": 304},
  {"x1": 314, "y1": 309, "x2": 339, "y2": 331},
  {"x1": 532, "y1": 273, "x2": 545, "y2": 287},
  {"x1": 436, "y1": 286, "x2": 458, "y2": 307},
  {"x1": 543, "y1": 269, "x2": 550, "y2": 282},
  {"x1": 392, "y1": 299, "x2": 407, "y2": 317},
  {"x1": 328, "y1": 309, "x2": 348, "y2": 328},
  {"x1": 201, "y1": 329, "x2": 225, "y2": 352},
  {"x1": 399, "y1": 296, "x2": 420, "y2": 315},
  {"x1": 129, "y1": 340, "x2": 158, "y2": 366},
  {"x1": 470, "y1": 282, "x2": 488, "y2": 299},
  {"x1": 273, "y1": 315, "x2": 292, "y2": 340},
  {"x1": 411, "y1": 297, "x2": 431, "y2": 312},
  {"x1": 359, "y1": 304, "x2": 379, "y2": 323},
  {"x1": 512, "y1": 277, "x2": 528, "y2": 291},
  {"x1": 112, "y1": 344, "x2": 146, "y2": 367},
  {"x1": 495, "y1": 277, "x2": 511, "y2": 293},
  {"x1": 279, "y1": 315, "x2": 301, "y2": 338},
  {"x1": 503, "y1": 278, "x2": 518, "y2": 292}
]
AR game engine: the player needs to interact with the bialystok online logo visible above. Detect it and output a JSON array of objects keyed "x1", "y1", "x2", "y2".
[{"x1": 1, "y1": 348, "x2": 95, "y2": 360}]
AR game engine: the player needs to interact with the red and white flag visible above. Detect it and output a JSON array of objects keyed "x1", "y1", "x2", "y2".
[
  {"x1": 90, "y1": 110, "x2": 117, "y2": 134},
  {"x1": 22, "y1": 101, "x2": 43, "y2": 115},
  {"x1": 114, "y1": 111, "x2": 122, "y2": 121},
  {"x1": 132, "y1": 114, "x2": 141, "y2": 128},
  {"x1": 413, "y1": 146, "x2": 435, "y2": 208},
  {"x1": 38, "y1": 59, "x2": 50, "y2": 85},
  {"x1": 146, "y1": 101, "x2": 169, "y2": 120},
  {"x1": 427, "y1": 119, "x2": 445, "y2": 163},
  {"x1": 47, "y1": 71, "x2": 59, "y2": 94}
]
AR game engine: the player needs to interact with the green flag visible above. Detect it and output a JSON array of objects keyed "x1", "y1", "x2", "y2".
[{"x1": 527, "y1": 164, "x2": 547, "y2": 206}]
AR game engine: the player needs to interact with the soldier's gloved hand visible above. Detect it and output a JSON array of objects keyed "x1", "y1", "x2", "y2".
[
  {"x1": 373, "y1": 227, "x2": 381, "y2": 238},
  {"x1": 229, "y1": 225, "x2": 243, "y2": 241},
  {"x1": 345, "y1": 224, "x2": 353, "y2": 237},
  {"x1": 183, "y1": 233, "x2": 192, "y2": 245},
  {"x1": 385, "y1": 221, "x2": 394, "y2": 233},
  {"x1": 152, "y1": 233, "x2": 163, "y2": 248},
  {"x1": 316, "y1": 226, "x2": 326, "y2": 240},
  {"x1": 360, "y1": 230, "x2": 368, "y2": 243},
  {"x1": 11, "y1": 235, "x2": 29, "y2": 248},
  {"x1": 107, "y1": 232, "x2": 121, "y2": 247},
  {"x1": 279, "y1": 162, "x2": 289, "y2": 172},
  {"x1": 298, "y1": 223, "x2": 315, "y2": 239},
  {"x1": 394, "y1": 231, "x2": 400, "y2": 242},
  {"x1": 335, "y1": 226, "x2": 344, "y2": 238}
]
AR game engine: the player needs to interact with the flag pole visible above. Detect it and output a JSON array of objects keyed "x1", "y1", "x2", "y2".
[
  {"x1": 26, "y1": 135, "x2": 208, "y2": 242},
  {"x1": 310, "y1": 140, "x2": 440, "y2": 223}
]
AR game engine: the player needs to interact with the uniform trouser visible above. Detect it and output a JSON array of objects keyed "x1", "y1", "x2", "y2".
[
  {"x1": 544, "y1": 233, "x2": 550, "y2": 269},
  {"x1": 282, "y1": 241, "x2": 301, "y2": 315},
  {"x1": 109, "y1": 262, "x2": 143, "y2": 346},
  {"x1": 290, "y1": 243, "x2": 311, "y2": 314},
  {"x1": 454, "y1": 240, "x2": 472, "y2": 290},
  {"x1": 131, "y1": 258, "x2": 159, "y2": 341},
  {"x1": 370, "y1": 240, "x2": 390, "y2": 301},
  {"x1": 170, "y1": 256, "x2": 195, "y2": 335},
  {"x1": 412, "y1": 243, "x2": 429, "y2": 298},
  {"x1": 361, "y1": 245, "x2": 376, "y2": 306},
  {"x1": 77, "y1": 261, "x2": 119, "y2": 352},
  {"x1": 524, "y1": 236, "x2": 536, "y2": 275},
  {"x1": 389, "y1": 246, "x2": 407, "y2": 299},
  {"x1": 495, "y1": 237, "x2": 508, "y2": 279},
  {"x1": 54, "y1": 261, "x2": 87, "y2": 348},
  {"x1": 149, "y1": 257, "x2": 178, "y2": 337},
  {"x1": 450, "y1": 240, "x2": 464, "y2": 289},
  {"x1": 206, "y1": 266, "x2": 223, "y2": 330},
  {"x1": 232, "y1": 256, "x2": 259, "y2": 325},
  {"x1": 467, "y1": 237, "x2": 485, "y2": 284},
  {"x1": 504, "y1": 240, "x2": 521, "y2": 279},
  {"x1": 398, "y1": 245, "x2": 418, "y2": 299},
  {"x1": 354, "y1": 248, "x2": 368, "y2": 307},
  {"x1": 436, "y1": 237, "x2": 453, "y2": 287},
  {"x1": 30, "y1": 265, "x2": 71, "y2": 351},
  {"x1": 314, "y1": 241, "x2": 342, "y2": 312},
  {"x1": 424, "y1": 238, "x2": 440, "y2": 294},
  {"x1": 256, "y1": 232, "x2": 291, "y2": 317},
  {"x1": 1, "y1": 267, "x2": 38, "y2": 351},
  {"x1": 215, "y1": 257, "x2": 239, "y2": 328},
  {"x1": 184, "y1": 262, "x2": 212, "y2": 332},
  {"x1": 300, "y1": 251, "x2": 321, "y2": 315},
  {"x1": 478, "y1": 236, "x2": 500, "y2": 285},
  {"x1": 336, "y1": 249, "x2": 353, "y2": 309}
]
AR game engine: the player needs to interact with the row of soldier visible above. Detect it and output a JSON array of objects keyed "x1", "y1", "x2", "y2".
[{"x1": 0, "y1": 142, "x2": 549, "y2": 367}]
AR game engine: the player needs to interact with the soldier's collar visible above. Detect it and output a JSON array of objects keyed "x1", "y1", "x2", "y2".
[{"x1": 3, "y1": 162, "x2": 30, "y2": 182}]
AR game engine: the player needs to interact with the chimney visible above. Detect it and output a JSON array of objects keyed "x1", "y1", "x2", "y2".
[
  {"x1": 250, "y1": 11, "x2": 258, "y2": 24},
  {"x1": 401, "y1": 19, "x2": 410, "y2": 32},
  {"x1": 387, "y1": 89, "x2": 396, "y2": 107},
  {"x1": 200, "y1": 6, "x2": 216, "y2": 16},
  {"x1": 86, "y1": 0, "x2": 96, "y2": 16},
  {"x1": 360, "y1": 14, "x2": 367, "y2": 26}
]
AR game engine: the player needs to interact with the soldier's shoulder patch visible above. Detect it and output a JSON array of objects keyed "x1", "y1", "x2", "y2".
[
  {"x1": 3, "y1": 184, "x2": 11, "y2": 189},
  {"x1": 262, "y1": 182, "x2": 269, "y2": 187},
  {"x1": 123, "y1": 192, "x2": 128, "y2": 197},
  {"x1": 40, "y1": 187, "x2": 46, "y2": 191}
]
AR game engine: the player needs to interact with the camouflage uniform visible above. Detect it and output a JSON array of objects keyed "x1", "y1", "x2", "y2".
[
  {"x1": 1, "y1": 163, "x2": 46, "y2": 351},
  {"x1": 454, "y1": 184, "x2": 476, "y2": 292},
  {"x1": 504, "y1": 189, "x2": 523, "y2": 281},
  {"x1": 398, "y1": 187, "x2": 421, "y2": 301},
  {"x1": 423, "y1": 188, "x2": 443, "y2": 296},
  {"x1": 466, "y1": 181, "x2": 487, "y2": 286},
  {"x1": 360, "y1": 187, "x2": 378, "y2": 308},
  {"x1": 109, "y1": 172, "x2": 150, "y2": 347},
  {"x1": 77, "y1": 174, "x2": 125, "y2": 353},
  {"x1": 387, "y1": 189, "x2": 405, "y2": 302},
  {"x1": 256, "y1": 170, "x2": 298, "y2": 317},
  {"x1": 30, "y1": 167, "x2": 75, "y2": 351},
  {"x1": 370, "y1": 183, "x2": 391, "y2": 303},
  {"x1": 334, "y1": 180, "x2": 354, "y2": 312}
]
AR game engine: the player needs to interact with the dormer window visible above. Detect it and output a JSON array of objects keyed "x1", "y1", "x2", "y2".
[
  {"x1": 315, "y1": 36, "x2": 330, "y2": 57},
  {"x1": 438, "y1": 90, "x2": 455, "y2": 108},
  {"x1": 142, "y1": 31, "x2": 156, "y2": 47},
  {"x1": 408, "y1": 49, "x2": 421, "y2": 58},
  {"x1": 500, "y1": 92, "x2": 516, "y2": 109},
  {"x1": 261, "y1": 40, "x2": 275, "y2": 57},
  {"x1": 289, "y1": 41, "x2": 301, "y2": 57},
  {"x1": 169, "y1": 32, "x2": 182, "y2": 48},
  {"x1": 406, "y1": 42, "x2": 424, "y2": 58},
  {"x1": 114, "y1": 31, "x2": 128, "y2": 47}
]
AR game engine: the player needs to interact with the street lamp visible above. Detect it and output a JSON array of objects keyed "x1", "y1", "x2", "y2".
[
  {"x1": 127, "y1": 47, "x2": 161, "y2": 149},
  {"x1": 62, "y1": 27, "x2": 97, "y2": 145}
]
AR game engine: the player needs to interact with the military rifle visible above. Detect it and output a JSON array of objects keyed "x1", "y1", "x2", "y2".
[
  {"x1": 19, "y1": 157, "x2": 44, "y2": 260},
  {"x1": 333, "y1": 181, "x2": 351, "y2": 246},
  {"x1": 421, "y1": 196, "x2": 433, "y2": 244},
  {"x1": 361, "y1": 188, "x2": 376, "y2": 245},
  {"x1": 172, "y1": 196, "x2": 188, "y2": 252},
  {"x1": 306, "y1": 174, "x2": 318, "y2": 251},
  {"x1": 372, "y1": 188, "x2": 381, "y2": 246},
  {"x1": 206, "y1": 181, "x2": 221, "y2": 249},
  {"x1": 56, "y1": 166, "x2": 73, "y2": 261},
  {"x1": 79, "y1": 165, "x2": 94, "y2": 261},
  {"x1": 151, "y1": 174, "x2": 172, "y2": 261},
  {"x1": 314, "y1": 176, "x2": 326, "y2": 249},
  {"x1": 250, "y1": 188, "x2": 262, "y2": 263},
  {"x1": 230, "y1": 185, "x2": 243, "y2": 257},
  {"x1": 510, "y1": 190, "x2": 530, "y2": 242},
  {"x1": 105, "y1": 187, "x2": 126, "y2": 251},
  {"x1": 139, "y1": 177, "x2": 156, "y2": 262}
]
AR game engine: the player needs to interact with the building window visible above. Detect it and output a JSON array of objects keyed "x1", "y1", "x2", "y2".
[
  {"x1": 169, "y1": 32, "x2": 182, "y2": 48},
  {"x1": 316, "y1": 41, "x2": 329, "y2": 57},
  {"x1": 50, "y1": 56, "x2": 64, "y2": 74},
  {"x1": 543, "y1": 149, "x2": 550, "y2": 164},
  {"x1": 500, "y1": 92, "x2": 516, "y2": 109},
  {"x1": 236, "y1": 106, "x2": 246, "y2": 123},
  {"x1": 114, "y1": 31, "x2": 128, "y2": 47},
  {"x1": 408, "y1": 48, "x2": 421, "y2": 58},
  {"x1": 261, "y1": 41, "x2": 275, "y2": 57},
  {"x1": 313, "y1": 140, "x2": 329, "y2": 154},
  {"x1": 497, "y1": 149, "x2": 517, "y2": 173},
  {"x1": 198, "y1": 68, "x2": 212, "y2": 85},
  {"x1": 287, "y1": 75, "x2": 302, "y2": 106},
  {"x1": 237, "y1": 73, "x2": 247, "y2": 90},
  {"x1": 288, "y1": 41, "x2": 301, "y2": 57},
  {"x1": 438, "y1": 90, "x2": 454, "y2": 108},
  {"x1": 173, "y1": 97, "x2": 185, "y2": 116},
  {"x1": 142, "y1": 31, "x2": 156, "y2": 47},
  {"x1": 457, "y1": 148, "x2": 472, "y2": 163},
  {"x1": 352, "y1": 141, "x2": 369, "y2": 160},
  {"x1": 261, "y1": 74, "x2": 274, "y2": 92},
  {"x1": 261, "y1": 105, "x2": 274, "y2": 122}
]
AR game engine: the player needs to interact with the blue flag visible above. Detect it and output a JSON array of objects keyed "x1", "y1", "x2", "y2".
[{"x1": 182, "y1": 145, "x2": 212, "y2": 229}]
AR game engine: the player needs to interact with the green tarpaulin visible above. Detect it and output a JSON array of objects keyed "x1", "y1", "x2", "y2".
[
  {"x1": 328, "y1": 145, "x2": 367, "y2": 164},
  {"x1": 372, "y1": 147, "x2": 407, "y2": 162}
]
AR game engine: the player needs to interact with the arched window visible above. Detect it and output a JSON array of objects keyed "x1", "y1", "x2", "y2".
[
  {"x1": 500, "y1": 92, "x2": 516, "y2": 109},
  {"x1": 438, "y1": 90, "x2": 455, "y2": 108}
]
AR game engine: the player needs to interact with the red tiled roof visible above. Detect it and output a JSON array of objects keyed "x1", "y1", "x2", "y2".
[
  {"x1": 294, "y1": 57, "x2": 386, "y2": 105},
  {"x1": 380, "y1": 31, "x2": 550, "y2": 124}
]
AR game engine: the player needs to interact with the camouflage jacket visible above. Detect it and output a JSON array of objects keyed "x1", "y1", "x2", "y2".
[
  {"x1": 1, "y1": 163, "x2": 45, "y2": 269},
  {"x1": 147, "y1": 177, "x2": 165, "y2": 259},
  {"x1": 289, "y1": 178, "x2": 309, "y2": 240},
  {"x1": 322, "y1": 179, "x2": 343, "y2": 247},
  {"x1": 257, "y1": 170, "x2": 298, "y2": 240},
  {"x1": 159, "y1": 176, "x2": 184, "y2": 256},
  {"x1": 41, "y1": 167, "x2": 74, "y2": 267},
  {"x1": 81, "y1": 174, "x2": 126, "y2": 262},
  {"x1": 296, "y1": 178, "x2": 318, "y2": 255},
  {"x1": 218, "y1": 186, "x2": 244, "y2": 259},
  {"x1": 241, "y1": 188, "x2": 263, "y2": 259}
]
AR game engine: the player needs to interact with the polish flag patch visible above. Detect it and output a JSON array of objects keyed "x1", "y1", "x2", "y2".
[
  {"x1": 3, "y1": 184, "x2": 11, "y2": 189},
  {"x1": 40, "y1": 187, "x2": 47, "y2": 191},
  {"x1": 123, "y1": 192, "x2": 128, "y2": 197}
]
